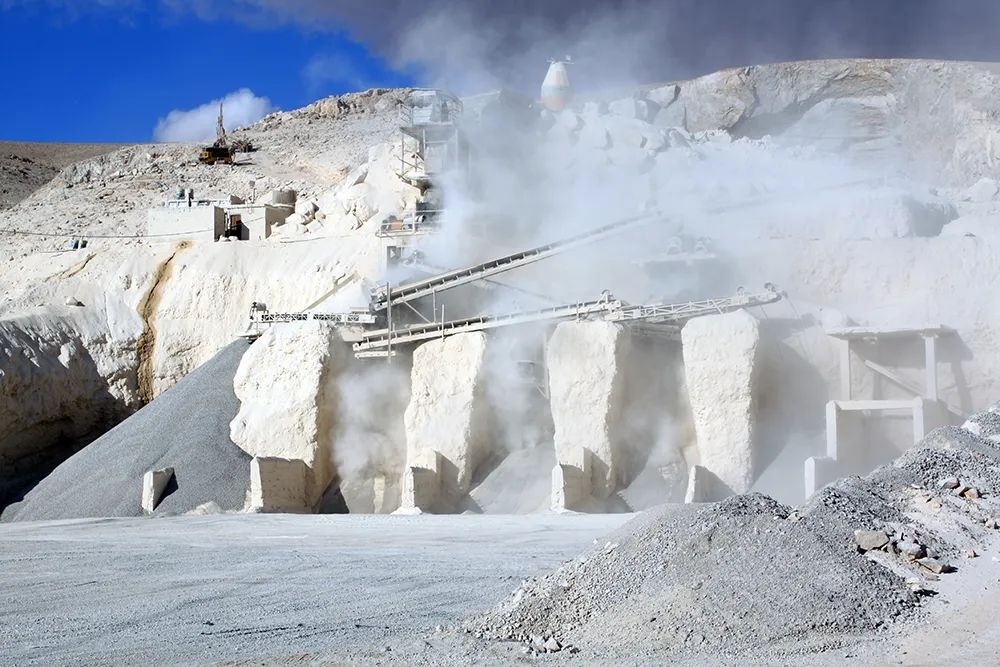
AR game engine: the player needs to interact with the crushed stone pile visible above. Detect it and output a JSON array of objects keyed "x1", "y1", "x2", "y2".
[
  {"x1": 1, "y1": 339, "x2": 252, "y2": 522},
  {"x1": 464, "y1": 409, "x2": 1000, "y2": 662}
]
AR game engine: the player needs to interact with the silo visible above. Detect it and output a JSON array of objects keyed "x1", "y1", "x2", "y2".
[{"x1": 540, "y1": 59, "x2": 573, "y2": 111}]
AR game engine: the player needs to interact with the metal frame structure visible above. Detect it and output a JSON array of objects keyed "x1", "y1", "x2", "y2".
[
  {"x1": 397, "y1": 89, "x2": 467, "y2": 186},
  {"x1": 370, "y1": 213, "x2": 658, "y2": 311},
  {"x1": 353, "y1": 287, "x2": 781, "y2": 357}
]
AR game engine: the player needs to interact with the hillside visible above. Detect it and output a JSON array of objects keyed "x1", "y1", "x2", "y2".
[{"x1": 0, "y1": 141, "x2": 125, "y2": 210}]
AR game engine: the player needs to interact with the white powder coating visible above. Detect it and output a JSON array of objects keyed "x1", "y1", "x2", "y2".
[
  {"x1": 682, "y1": 310, "x2": 760, "y2": 494},
  {"x1": 230, "y1": 321, "x2": 345, "y2": 508},
  {"x1": 403, "y1": 333, "x2": 492, "y2": 509},
  {"x1": 546, "y1": 321, "x2": 630, "y2": 499}
]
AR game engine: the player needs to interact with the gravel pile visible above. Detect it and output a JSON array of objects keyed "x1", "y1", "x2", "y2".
[
  {"x1": 1, "y1": 340, "x2": 252, "y2": 522},
  {"x1": 465, "y1": 411, "x2": 1000, "y2": 662}
]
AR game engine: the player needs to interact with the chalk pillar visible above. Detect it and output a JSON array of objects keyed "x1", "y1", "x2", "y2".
[
  {"x1": 547, "y1": 321, "x2": 630, "y2": 501},
  {"x1": 250, "y1": 456, "x2": 309, "y2": 513},
  {"x1": 397, "y1": 450, "x2": 442, "y2": 514},
  {"x1": 141, "y1": 467, "x2": 175, "y2": 514},
  {"x1": 681, "y1": 310, "x2": 760, "y2": 495},
  {"x1": 684, "y1": 464, "x2": 735, "y2": 503},
  {"x1": 403, "y1": 334, "x2": 491, "y2": 512},
  {"x1": 373, "y1": 473, "x2": 402, "y2": 514},
  {"x1": 551, "y1": 449, "x2": 593, "y2": 512}
]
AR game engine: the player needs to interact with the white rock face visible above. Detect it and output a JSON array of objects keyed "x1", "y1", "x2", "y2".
[
  {"x1": 0, "y1": 286, "x2": 145, "y2": 502},
  {"x1": 678, "y1": 68, "x2": 756, "y2": 133},
  {"x1": 147, "y1": 237, "x2": 379, "y2": 396},
  {"x1": 682, "y1": 311, "x2": 761, "y2": 494},
  {"x1": 403, "y1": 333, "x2": 491, "y2": 510},
  {"x1": 963, "y1": 178, "x2": 1000, "y2": 203},
  {"x1": 230, "y1": 321, "x2": 346, "y2": 508},
  {"x1": 546, "y1": 321, "x2": 629, "y2": 499}
]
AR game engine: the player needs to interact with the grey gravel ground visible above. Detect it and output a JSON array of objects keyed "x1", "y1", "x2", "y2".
[
  {"x1": 466, "y1": 413, "x2": 1000, "y2": 664},
  {"x1": 0, "y1": 512, "x2": 630, "y2": 666},
  {"x1": 2, "y1": 339, "x2": 252, "y2": 522}
]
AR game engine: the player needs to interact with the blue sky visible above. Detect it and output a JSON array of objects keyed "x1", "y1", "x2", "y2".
[
  {"x1": 7, "y1": 0, "x2": 1000, "y2": 143},
  {"x1": 0, "y1": 3, "x2": 413, "y2": 142}
]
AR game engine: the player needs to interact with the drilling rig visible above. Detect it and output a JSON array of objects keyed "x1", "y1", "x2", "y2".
[{"x1": 198, "y1": 103, "x2": 235, "y2": 165}]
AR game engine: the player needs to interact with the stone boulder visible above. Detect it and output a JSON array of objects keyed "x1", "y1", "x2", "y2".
[
  {"x1": 402, "y1": 333, "x2": 492, "y2": 511},
  {"x1": 677, "y1": 68, "x2": 756, "y2": 134},
  {"x1": 963, "y1": 177, "x2": 1000, "y2": 203},
  {"x1": 230, "y1": 321, "x2": 346, "y2": 509},
  {"x1": 546, "y1": 321, "x2": 630, "y2": 500},
  {"x1": 682, "y1": 310, "x2": 761, "y2": 494}
]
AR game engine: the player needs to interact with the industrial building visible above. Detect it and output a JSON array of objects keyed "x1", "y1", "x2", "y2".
[{"x1": 146, "y1": 187, "x2": 294, "y2": 242}]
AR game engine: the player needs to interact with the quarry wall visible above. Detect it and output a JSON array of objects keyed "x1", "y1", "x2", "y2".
[{"x1": 10, "y1": 61, "x2": 1000, "y2": 514}]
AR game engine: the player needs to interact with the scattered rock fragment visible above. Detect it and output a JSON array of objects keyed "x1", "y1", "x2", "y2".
[
  {"x1": 896, "y1": 541, "x2": 925, "y2": 560},
  {"x1": 939, "y1": 477, "x2": 960, "y2": 490},
  {"x1": 916, "y1": 557, "x2": 948, "y2": 574},
  {"x1": 855, "y1": 529, "x2": 890, "y2": 552}
]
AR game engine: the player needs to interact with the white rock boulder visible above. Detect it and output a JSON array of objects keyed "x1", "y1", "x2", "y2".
[
  {"x1": 546, "y1": 321, "x2": 630, "y2": 499},
  {"x1": 682, "y1": 310, "x2": 761, "y2": 494},
  {"x1": 230, "y1": 321, "x2": 346, "y2": 509},
  {"x1": 403, "y1": 333, "x2": 491, "y2": 510}
]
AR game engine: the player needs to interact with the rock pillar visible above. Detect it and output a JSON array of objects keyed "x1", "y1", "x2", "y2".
[
  {"x1": 402, "y1": 333, "x2": 491, "y2": 512},
  {"x1": 230, "y1": 321, "x2": 345, "y2": 510},
  {"x1": 681, "y1": 310, "x2": 760, "y2": 494},
  {"x1": 546, "y1": 321, "x2": 630, "y2": 501}
]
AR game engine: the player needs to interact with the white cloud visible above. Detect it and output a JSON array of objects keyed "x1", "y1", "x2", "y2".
[{"x1": 153, "y1": 88, "x2": 274, "y2": 143}]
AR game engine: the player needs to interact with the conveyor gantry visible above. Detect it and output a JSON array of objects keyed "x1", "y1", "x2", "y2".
[
  {"x1": 370, "y1": 213, "x2": 660, "y2": 312},
  {"x1": 354, "y1": 295, "x2": 624, "y2": 355},
  {"x1": 605, "y1": 287, "x2": 782, "y2": 324},
  {"x1": 353, "y1": 286, "x2": 782, "y2": 356}
]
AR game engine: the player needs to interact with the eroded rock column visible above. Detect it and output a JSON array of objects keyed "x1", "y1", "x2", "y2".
[
  {"x1": 546, "y1": 321, "x2": 630, "y2": 507},
  {"x1": 681, "y1": 310, "x2": 760, "y2": 495},
  {"x1": 230, "y1": 321, "x2": 346, "y2": 511},
  {"x1": 401, "y1": 333, "x2": 491, "y2": 513}
]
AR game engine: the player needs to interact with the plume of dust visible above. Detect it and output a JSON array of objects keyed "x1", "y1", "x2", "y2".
[{"x1": 329, "y1": 361, "x2": 409, "y2": 491}]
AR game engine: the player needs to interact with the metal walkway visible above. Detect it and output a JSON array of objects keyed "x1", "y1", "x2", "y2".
[
  {"x1": 354, "y1": 286, "x2": 782, "y2": 356},
  {"x1": 370, "y1": 213, "x2": 659, "y2": 311}
]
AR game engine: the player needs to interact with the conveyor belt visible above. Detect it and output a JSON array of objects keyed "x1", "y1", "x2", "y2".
[
  {"x1": 354, "y1": 286, "x2": 782, "y2": 356},
  {"x1": 355, "y1": 297, "x2": 624, "y2": 353},
  {"x1": 605, "y1": 289, "x2": 782, "y2": 324},
  {"x1": 370, "y1": 213, "x2": 659, "y2": 311}
]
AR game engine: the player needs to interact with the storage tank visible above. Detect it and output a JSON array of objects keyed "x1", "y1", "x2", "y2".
[{"x1": 540, "y1": 59, "x2": 573, "y2": 111}]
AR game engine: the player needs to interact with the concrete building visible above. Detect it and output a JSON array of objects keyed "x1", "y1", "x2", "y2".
[
  {"x1": 146, "y1": 188, "x2": 292, "y2": 242},
  {"x1": 147, "y1": 203, "x2": 226, "y2": 243},
  {"x1": 225, "y1": 203, "x2": 293, "y2": 241}
]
